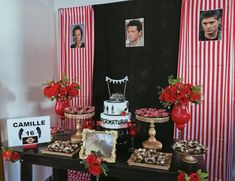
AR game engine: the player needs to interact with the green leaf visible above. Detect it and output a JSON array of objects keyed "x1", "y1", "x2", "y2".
[
  {"x1": 168, "y1": 75, "x2": 181, "y2": 85},
  {"x1": 101, "y1": 163, "x2": 109, "y2": 172},
  {"x1": 200, "y1": 172, "x2": 209, "y2": 178},
  {"x1": 80, "y1": 160, "x2": 85, "y2": 164},
  {"x1": 192, "y1": 85, "x2": 201, "y2": 93},
  {"x1": 185, "y1": 174, "x2": 189, "y2": 181},
  {"x1": 61, "y1": 73, "x2": 68, "y2": 82},
  {"x1": 200, "y1": 178, "x2": 207, "y2": 181}
]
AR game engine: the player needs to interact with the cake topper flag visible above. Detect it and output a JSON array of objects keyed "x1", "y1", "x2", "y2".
[{"x1": 105, "y1": 76, "x2": 128, "y2": 97}]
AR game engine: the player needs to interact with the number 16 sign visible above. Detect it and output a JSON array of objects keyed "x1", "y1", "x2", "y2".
[{"x1": 7, "y1": 116, "x2": 51, "y2": 147}]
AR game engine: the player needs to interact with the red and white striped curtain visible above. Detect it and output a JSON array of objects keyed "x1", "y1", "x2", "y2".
[
  {"x1": 177, "y1": 0, "x2": 234, "y2": 180},
  {"x1": 58, "y1": 6, "x2": 94, "y2": 129}
]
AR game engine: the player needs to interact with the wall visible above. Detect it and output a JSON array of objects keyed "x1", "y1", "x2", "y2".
[
  {"x1": 0, "y1": 1, "x2": 56, "y2": 181},
  {"x1": 54, "y1": 0, "x2": 128, "y2": 10},
  {"x1": 92, "y1": 0, "x2": 182, "y2": 150}
]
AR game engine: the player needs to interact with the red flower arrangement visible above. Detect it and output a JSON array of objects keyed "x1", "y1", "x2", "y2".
[
  {"x1": 81, "y1": 151, "x2": 109, "y2": 181},
  {"x1": 127, "y1": 121, "x2": 137, "y2": 137},
  {"x1": 1, "y1": 147, "x2": 20, "y2": 162},
  {"x1": 43, "y1": 76, "x2": 80, "y2": 102},
  {"x1": 159, "y1": 75, "x2": 201, "y2": 108},
  {"x1": 177, "y1": 170, "x2": 208, "y2": 181}
]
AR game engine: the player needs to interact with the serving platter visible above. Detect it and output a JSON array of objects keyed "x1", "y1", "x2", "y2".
[
  {"x1": 41, "y1": 140, "x2": 81, "y2": 157},
  {"x1": 127, "y1": 150, "x2": 172, "y2": 170},
  {"x1": 41, "y1": 147, "x2": 80, "y2": 157}
]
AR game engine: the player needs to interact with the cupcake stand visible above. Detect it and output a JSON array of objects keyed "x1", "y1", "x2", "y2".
[
  {"x1": 136, "y1": 114, "x2": 169, "y2": 150},
  {"x1": 65, "y1": 112, "x2": 95, "y2": 143}
]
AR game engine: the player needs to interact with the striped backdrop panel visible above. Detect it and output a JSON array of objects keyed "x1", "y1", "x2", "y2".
[
  {"x1": 177, "y1": 0, "x2": 234, "y2": 180},
  {"x1": 58, "y1": 6, "x2": 94, "y2": 130}
]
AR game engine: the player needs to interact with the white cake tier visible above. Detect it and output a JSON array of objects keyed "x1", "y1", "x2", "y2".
[
  {"x1": 100, "y1": 112, "x2": 131, "y2": 129},
  {"x1": 103, "y1": 100, "x2": 129, "y2": 115}
]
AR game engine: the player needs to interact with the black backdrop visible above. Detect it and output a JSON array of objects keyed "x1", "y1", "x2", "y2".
[{"x1": 92, "y1": 0, "x2": 182, "y2": 151}]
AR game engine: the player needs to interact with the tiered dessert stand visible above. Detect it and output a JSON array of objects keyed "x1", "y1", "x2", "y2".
[
  {"x1": 65, "y1": 111, "x2": 95, "y2": 143},
  {"x1": 172, "y1": 140, "x2": 207, "y2": 164},
  {"x1": 136, "y1": 114, "x2": 169, "y2": 150}
]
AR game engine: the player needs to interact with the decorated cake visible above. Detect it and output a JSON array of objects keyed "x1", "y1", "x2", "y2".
[
  {"x1": 100, "y1": 76, "x2": 131, "y2": 130},
  {"x1": 100, "y1": 93, "x2": 131, "y2": 129},
  {"x1": 100, "y1": 76, "x2": 131, "y2": 144}
]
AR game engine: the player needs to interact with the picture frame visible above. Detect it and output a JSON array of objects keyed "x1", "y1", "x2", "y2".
[
  {"x1": 70, "y1": 24, "x2": 85, "y2": 48},
  {"x1": 199, "y1": 9, "x2": 222, "y2": 41},
  {"x1": 125, "y1": 18, "x2": 144, "y2": 47},
  {"x1": 79, "y1": 129, "x2": 118, "y2": 163}
]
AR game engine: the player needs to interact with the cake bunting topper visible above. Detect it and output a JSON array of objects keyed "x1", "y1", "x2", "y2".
[{"x1": 105, "y1": 76, "x2": 128, "y2": 98}]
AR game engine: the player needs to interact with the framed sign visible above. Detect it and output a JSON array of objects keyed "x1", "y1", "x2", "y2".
[
  {"x1": 7, "y1": 116, "x2": 51, "y2": 147},
  {"x1": 79, "y1": 129, "x2": 118, "y2": 163}
]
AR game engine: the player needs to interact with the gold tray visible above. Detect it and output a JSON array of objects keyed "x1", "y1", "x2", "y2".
[
  {"x1": 64, "y1": 112, "x2": 95, "y2": 119},
  {"x1": 135, "y1": 114, "x2": 169, "y2": 123},
  {"x1": 127, "y1": 152, "x2": 172, "y2": 170},
  {"x1": 41, "y1": 147, "x2": 80, "y2": 157}
]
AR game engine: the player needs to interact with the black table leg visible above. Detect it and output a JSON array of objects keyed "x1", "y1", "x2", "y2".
[
  {"x1": 21, "y1": 161, "x2": 32, "y2": 181},
  {"x1": 53, "y1": 168, "x2": 67, "y2": 181}
]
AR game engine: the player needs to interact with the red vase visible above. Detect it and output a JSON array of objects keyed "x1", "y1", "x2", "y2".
[
  {"x1": 54, "y1": 100, "x2": 70, "y2": 117},
  {"x1": 171, "y1": 104, "x2": 191, "y2": 131}
]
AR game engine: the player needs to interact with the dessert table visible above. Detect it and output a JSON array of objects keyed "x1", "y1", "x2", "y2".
[{"x1": 13, "y1": 143, "x2": 207, "y2": 181}]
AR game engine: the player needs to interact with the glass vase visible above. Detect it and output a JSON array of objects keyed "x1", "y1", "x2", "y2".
[
  {"x1": 171, "y1": 104, "x2": 191, "y2": 134},
  {"x1": 54, "y1": 100, "x2": 70, "y2": 117}
]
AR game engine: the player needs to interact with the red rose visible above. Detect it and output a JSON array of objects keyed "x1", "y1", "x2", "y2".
[
  {"x1": 59, "y1": 87, "x2": 67, "y2": 96},
  {"x1": 86, "y1": 154, "x2": 101, "y2": 166},
  {"x1": 11, "y1": 152, "x2": 20, "y2": 161},
  {"x1": 178, "y1": 95, "x2": 190, "y2": 105},
  {"x1": 189, "y1": 173, "x2": 200, "y2": 181},
  {"x1": 88, "y1": 164, "x2": 102, "y2": 176},
  {"x1": 83, "y1": 121, "x2": 93, "y2": 129},
  {"x1": 68, "y1": 89, "x2": 78, "y2": 97},
  {"x1": 85, "y1": 153, "x2": 103, "y2": 176},
  {"x1": 180, "y1": 85, "x2": 191, "y2": 95},
  {"x1": 71, "y1": 82, "x2": 79, "y2": 88},
  {"x1": 175, "y1": 82, "x2": 183, "y2": 89},
  {"x1": 121, "y1": 111, "x2": 127, "y2": 116},
  {"x1": 127, "y1": 121, "x2": 132, "y2": 128},
  {"x1": 190, "y1": 93, "x2": 201, "y2": 102},
  {"x1": 159, "y1": 93, "x2": 165, "y2": 101},
  {"x1": 2, "y1": 150, "x2": 12, "y2": 161},
  {"x1": 48, "y1": 84, "x2": 59, "y2": 97},
  {"x1": 177, "y1": 172, "x2": 185, "y2": 181},
  {"x1": 170, "y1": 86, "x2": 178, "y2": 97},
  {"x1": 43, "y1": 86, "x2": 51, "y2": 97},
  {"x1": 164, "y1": 92, "x2": 176, "y2": 103},
  {"x1": 185, "y1": 83, "x2": 193, "y2": 88},
  {"x1": 128, "y1": 128, "x2": 137, "y2": 137}
]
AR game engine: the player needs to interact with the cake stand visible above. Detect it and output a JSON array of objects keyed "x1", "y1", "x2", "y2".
[
  {"x1": 174, "y1": 150, "x2": 206, "y2": 164},
  {"x1": 136, "y1": 115, "x2": 169, "y2": 150},
  {"x1": 65, "y1": 112, "x2": 95, "y2": 143}
]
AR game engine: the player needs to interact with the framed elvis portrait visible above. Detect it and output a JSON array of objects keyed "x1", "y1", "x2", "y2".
[{"x1": 79, "y1": 129, "x2": 118, "y2": 163}]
